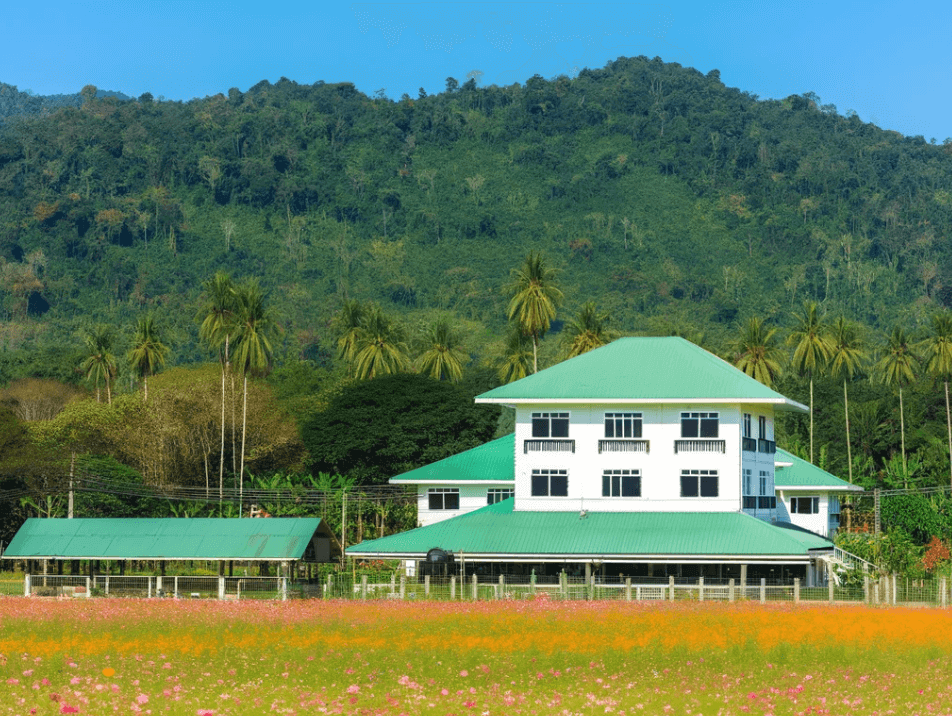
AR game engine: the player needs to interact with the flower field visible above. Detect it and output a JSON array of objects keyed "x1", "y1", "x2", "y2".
[{"x1": 1, "y1": 598, "x2": 952, "y2": 715}]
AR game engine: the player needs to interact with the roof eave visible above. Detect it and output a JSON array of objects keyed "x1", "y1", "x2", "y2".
[
  {"x1": 475, "y1": 397, "x2": 808, "y2": 412},
  {"x1": 344, "y1": 549, "x2": 818, "y2": 563},
  {"x1": 390, "y1": 479, "x2": 515, "y2": 485},
  {"x1": 776, "y1": 484, "x2": 864, "y2": 492}
]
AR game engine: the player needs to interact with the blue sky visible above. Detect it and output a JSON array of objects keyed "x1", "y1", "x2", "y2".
[{"x1": 6, "y1": 1, "x2": 949, "y2": 141}]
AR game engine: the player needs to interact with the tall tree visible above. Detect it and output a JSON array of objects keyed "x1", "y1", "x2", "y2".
[
  {"x1": 352, "y1": 305, "x2": 410, "y2": 380},
  {"x1": 332, "y1": 299, "x2": 366, "y2": 364},
  {"x1": 562, "y1": 302, "x2": 616, "y2": 358},
  {"x1": 497, "y1": 328, "x2": 533, "y2": 384},
  {"x1": 416, "y1": 317, "x2": 467, "y2": 382},
  {"x1": 828, "y1": 317, "x2": 867, "y2": 483},
  {"x1": 128, "y1": 315, "x2": 168, "y2": 401},
  {"x1": 731, "y1": 317, "x2": 784, "y2": 387},
  {"x1": 787, "y1": 302, "x2": 833, "y2": 462},
  {"x1": 231, "y1": 279, "x2": 278, "y2": 514},
  {"x1": 919, "y1": 313, "x2": 952, "y2": 488},
  {"x1": 874, "y1": 326, "x2": 918, "y2": 485},
  {"x1": 507, "y1": 252, "x2": 563, "y2": 373},
  {"x1": 199, "y1": 272, "x2": 237, "y2": 499},
  {"x1": 80, "y1": 324, "x2": 117, "y2": 404}
]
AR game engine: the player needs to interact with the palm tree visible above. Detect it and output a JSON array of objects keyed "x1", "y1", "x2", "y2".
[
  {"x1": 416, "y1": 317, "x2": 467, "y2": 382},
  {"x1": 497, "y1": 328, "x2": 533, "y2": 384},
  {"x1": 332, "y1": 298, "x2": 366, "y2": 364},
  {"x1": 874, "y1": 326, "x2": 918, "y2": 485},
  {"x1": 828, "y1": 318, "x2": 867, "y2": 483},
  {"x1": 787, "y1": 301, "x2": 833, "y2": 462},
  {"x1": 562, "y1": 302, "x2": 616, "y2": 358},
  {"x1": 80, "y1": 324, "x2": 117, "y2": 404},
  {"x1": 199, "y1": 272, "x2": 237, "y2": 499},
  {"x1": 352, "y1": 306, "x2": 410, "y2": 380},
  {"x1": 919, "y1": 313, "x2": 952, "y2": 488},
  {"x1": 731, "y1": 317, "x2": 784, "y2": 387},
  {"x1": 507, "y1": 252, "x2": 563, "y2": 373},
  {"x1": 128, "y1": 315, "x2": 168, "y2": 401},
  {"x1": 231, "y1": 279, "x2": 278, "y2": 514}
]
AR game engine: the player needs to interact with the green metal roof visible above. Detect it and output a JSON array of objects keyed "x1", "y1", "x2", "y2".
[
  {"x1": 390, "y1": 434, "x2": 515, "y2": 484},
  {"x1": 774, "y1": 449, "x2": 863, "y2": 491},
  {"x1": 346, "y1": 499, "x2": 831, "y2": 560},
  {"x1": 477, "y1": 338, "x2": 806, "y2": 409},
  {"x1": 3, "y1": 518, "x2": 339, "y2": 561}
]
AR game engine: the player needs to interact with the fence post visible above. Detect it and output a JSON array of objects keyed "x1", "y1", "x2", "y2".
[
  {"x1": 471, "y1": 573, "x2": 478, "y2": 601},
  {"x1": 86, "y1": 576, "x2": 92, "y2": 598},
  {"x1": 530, "y1": 570, "x2": 536, "y2": 596},
  {"x1": 390, "y1": 573, "x2": 396, "y2": 597},
  {"x1": 828, "y1": 575, "x2": 834, "y2": 604},
  {"x1": 218, "y1": 576, "x2": 225, "y2": 601},
  {"x1": 636, "y1": 585, "x2": 641, "y2": 601},
  {"x1": 873, "y1": 581, "x2": 879, "y2": 605},
  {"x1": 498, "y1": 574, "x2": 505, "y2": 600},
  {"x1": 625, "y1": 577, "x2": 632, "y2": 602},
  {"x1": 588, "y1": 575, "x2": 594, "y2": 601},
  {"x1": 105, "y1": 575, "x2": 110, "y2": 596},
  {"x1": 424, "y1": 575, "x2": 430, "y2": 598},
  {"x1": 794, "y1": 578, "x2": 800, "y2": 604},
  {"x1": 941, "y1": 578, "x2": 947, "y2": 609},
  {"x1": 23, "y1": 574, "x2": 30, "y2": 597},
  {"x1": 400, "y1": 575, "x2": 406, "y2": 600},
  {"x1": 760, "y1": 578, "x2": 766, "y2": 604},
  {"x1": 281, "y1": 577, "x2": 288, "y2": 601},
  {"x1": 740, "y1": 565, "x2": 747, "y2": 599},
  {"x1": 560, "y1": 570, "x2": 566, "y2": 599},
  {"x1": 892, "y1": 573, "x2": 898, "y2": 605},
  {"x1": 668, "y1": 575, "x2": 675, "y2": 602},
  {"x1": 698, "y1": 576, "x2": 704, "y2": 602},
  {"x1": 863, "y1": 575, "x2": 869, "y2": 604},
  {"x1": 361, "y1": 575, "x2": 368, "y2": 600},
  {"x1": 450, "y1": 576, "x2": 456, "y2": 600},
  {"x1": 174, "y1": 576, "x2": 179, "y2": 600},
  {"x1": 148, "y1": 576, "x2": 152, "y2": 599},
  {"x1": 156, "y1": 576, "x2": 163, "y2": 596}
]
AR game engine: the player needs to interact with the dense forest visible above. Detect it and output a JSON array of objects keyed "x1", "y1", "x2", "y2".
[{"x1": 2, "y1": 56, "x2": 952, "y2": 562}]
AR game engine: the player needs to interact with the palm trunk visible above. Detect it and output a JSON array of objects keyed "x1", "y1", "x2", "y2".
[
  {"x1": 106, "y1": 377, "x2": 112, "y2": 405},
  {"x1": 899, "y1": 385, "x2": 907, "y2": 488},
  {"x1": 219, "y1": 337, "x2": 229, "y2": 500},
  {"x1": 844, "y1": 378, "x2": 852, "y2": 483},
  {"x1": 532, "y1": 335, "x2": 538, "y2": 374},
  {"x1": 239, "y1": 375, "x2": 248, "y2": 517},
  {"x1": 946, "y1": 380, "x2": 952, "y2": 490},
  {"x1": 143, "y1": 375, "x2": 148, "y2": 402},
  {"x1": 231, "y1": 374, "x2": 237, "y2": 476},
  {"x1": 809, "y1": 377, "x2": 814, "y2": 463}
]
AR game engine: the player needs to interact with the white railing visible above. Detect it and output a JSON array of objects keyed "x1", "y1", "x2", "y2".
[
  {"x1": 833, "y1": 546, "x2": 878, "y2": 573},
  {"x1": 674, "y1": 439, "x2": 726, "y2": 454},
  {"x1": 24, "y1": 574, "x2": 289, "y2": 600},
  {"x1": 598, "y1": 439, "x2": 650, "y2": 453}
]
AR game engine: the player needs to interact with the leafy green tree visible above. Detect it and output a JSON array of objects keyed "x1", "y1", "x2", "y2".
[
  {"x1": 416, "y1": 316, "x2": 467, "y2": 382},
  {"x1": 787, "y1": 302, "x2": 833, "y2": 462},
  {"x1": 80, "y1": 324, "x2": 117, "y2": 405},
  {"x1": 507, "y1": 252, "x2": 563, "y2": 373},
  {"x1": 199, "y1": 272, "x2": 237, "y2": 497},
  {"x1": 497, "y1": 328, "x2": 533, "y2": 384},
  {"x1": 731, "y1": 317, "x2": 784, "y2": 387},
  {"x1": 128, "y1": 315, "x2": 168, "y2": 401},
  {"x1": 562, "y1": 302, "x2": 616, "y2": 358},
  {"x1": 352, "y1": 305, "x2": 410, "y2": 380},
  {"x1": 919, "y1": 313, "x2": 952, "y2": 488},
  {"x1": 232, "y1": 279, "x2": 278, "y2": 510},
  {"x1": 332, "y1": 299, "x2": 366, "y2": 364},
  {"x1": 301, "y1": 373, "x2": 499, "y2": 484},
  {"x1": 875, "y1": 326, "x2": 918, "y2": 484},
  {"x1": 828, "y1": 318, "x2": 867, "y2": 483}
]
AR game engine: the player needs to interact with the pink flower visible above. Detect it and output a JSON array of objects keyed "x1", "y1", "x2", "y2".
[
  {"x1": 60, "y1": 706, "x2": 79, "y2": 715},
  {"x1": 459, "y1": 670, "x2": 469, "y2": 677},
  {"x1": 346, "y1": 684, "x2": 359, "y2": 694},
  {"x1": 136, "y1": 693, "x2": 149, "y2": 704}
]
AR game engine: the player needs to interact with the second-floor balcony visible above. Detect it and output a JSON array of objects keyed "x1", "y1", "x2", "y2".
[
  {"x1": 524, "y1": 439, "x2": 575, "y2": 454},
  {"x1": 742, "y1": 437, "x2": 757, "y2": 452},
  {"x1": 674, "y1": 439, "x2": 726, "y2": 454},
  {"x1": 598, "y1": 439, "x2": 650, "y2": 454},
  {"x1": 758, "y1": 439, "x2": 776, "y2": 454}
]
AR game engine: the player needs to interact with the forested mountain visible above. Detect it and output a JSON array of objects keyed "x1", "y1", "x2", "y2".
[{"x1": 0, "y1": 83, "x2": 130, "y2": 126}]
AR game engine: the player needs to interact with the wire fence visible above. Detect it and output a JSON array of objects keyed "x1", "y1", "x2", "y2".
[{"x1": 22, "y1": 574, "x2": 289, "y2": 600}]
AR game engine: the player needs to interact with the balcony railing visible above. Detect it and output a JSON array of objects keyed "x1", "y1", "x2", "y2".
[
  {"x1": 674, "y1": 439, "x2": 726, "y2": 454},
  {"x1": 742, "y1": 437, "x2": 757, "y2": 452},
  {"x1": 524, "y1": 439, "x2": 575, "y2": 454},
  {"x1": 743, "y1": 496, "x2": 777, "y2": 510},
  {"x1": 598, "y1": 439, "x2": 650, "y2": 454},
  {"x1": 758, "y1": 439, "x2": 776, "y2": 454}
]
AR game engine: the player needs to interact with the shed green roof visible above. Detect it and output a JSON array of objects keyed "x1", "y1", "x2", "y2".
[
  {"x1": 774, "y1": 449, "x2": 863, "y2": 491},
  {"x1": 476, "y1": 337, "x2": 806, "y2": 410},
  {"x1": 390, "y1": 434, "x2": 515, "y2": 484},
  {"x1": 3, "y1": 518, "x2": 339, "y2": 561},
  {"x1": 346, "y1": 500, "x2": 830, "y2": 561}
]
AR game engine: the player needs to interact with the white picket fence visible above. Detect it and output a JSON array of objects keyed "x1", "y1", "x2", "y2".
[{"x1": 23, "y1": 574, "x2": 289, "y2": 600}]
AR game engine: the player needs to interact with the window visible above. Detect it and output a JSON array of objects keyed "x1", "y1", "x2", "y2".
[
  {"x1": 743, "y1": 469, "x2": 753, "y2": 495},
  {"x1": 604, "y1": 413, "x2": 642, "y2": 438},
  {"x1": 680, "y1": 412, "x2": 718, "y2": 438},
  {"x1": 531, "y1": 469, "x2": 568, "y2": 497},
  {"x1": 532, "y1": 412, "x2": 569, "y2": 438},
  {"x1": 680, "y1": 469, "x2": 718, "y2": 498},
  {"x1": 759, "y1": 415, "x2": 767, "y2": 439},
  {"x1": 487, "y1": 488, "x2": 514, "y2": 505},
  {"x1": 602, "y1": 469, "x2": 641, "y2": 497},
  {"x1": 743, "y1": 413, "x2": 752, "y2": 438},
  {"x1": 427, "y1": 488, "x2": 459, "y2": 510},
  {"x1": 759, "y1": 470, "x2": 769, "y2": 496},
  {"x1": 791, "y1": 496, "x2": 819, "y2": 514}
]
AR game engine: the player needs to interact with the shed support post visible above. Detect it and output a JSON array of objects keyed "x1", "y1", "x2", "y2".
[
  {"x1": 760, "y1": 578, "x2": 766, "y2": 604},
  {"x1": 105, "y1": 575, "x2": 109, "y2": 596},
  {"x1": 325, "y1": 575, "x2": 333, "y2": 599},
  {"x1": 23, "y1": 574, "x2": 30, "y2": 597},
  {"x1": 85, "y1": 577, "x2": 91, "y2": 598},
  {"x1": 698, "y1": 577, "x2": 704, "y2": 602},
  {"x1": 625, "y1": 577, "x2": 632, "y2": 602},
  {"x1": 740, "y1": 565, "x2": 747, "y2": 599},
  {"x1": 668, "y1": 575, "x2": 675, "y2": 602},
  {"x1": 472, "y1": 573, "x2": 478, "y2": 601},
  {"x1": 361, "y1": 575, "x2": 368, "y2": 600},
  {"x1": 400, "y1": 575, "x2": 406, "y2": 600},
  {"x1": 794, "y1": 578, "x2": 800, "y2": 604},
  {"x1": 498, "y1": 574, "x2": 504, "y2": 600},
  {"x1": 281, "y1": 577, "x2": 287, "y2": 601},
  {"x1": 147, "y1": 576, "x2": 153, "y2": 599},
  {"x1": 218, "y1": 577, "x2": 225, "y2": 600},
  {"x1": 530, "y1": 569, "x2": 536, "y2": 595},
  {"x1": 941, "y1": 578, "x2": 947, "y2": 609},
  {"x1": 424, "y1": 575, "x2": 430, "y2": 598},
  {"x1": 450, "y1": 576, "x2": 456, "y2": 600},
  {"x1": 174, "y1": 576, "x2": 179, "y2": 600},
  {"x1": 729, "y1": 578, "x2": 735, "y2": 602}
]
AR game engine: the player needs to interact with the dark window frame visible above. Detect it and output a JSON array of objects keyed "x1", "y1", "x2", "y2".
[
  {"x1": 680, "y1": 469, "x2": 718, "y2": 498},
  {"x1": 601, "y1": 469, "x2": 642, "y2": 497},
  {"x1": 486, "y1": 488, "x2": 514, "y2": 505},
  {"x1": 604, "y1": 412, "x2": 643, "y2": 439},
  {"x1": 680, "y1": 412, "x2": 719, "y2": 439},
  {"x1": 531, "y1": 412, "x2": 570, "y2": 438},
  {"x1": 531, "y1": 469, "x2": 568, "y2": 497},
  {"x1": 427, "y1": 488, "x2": 460, "y2": 510}
]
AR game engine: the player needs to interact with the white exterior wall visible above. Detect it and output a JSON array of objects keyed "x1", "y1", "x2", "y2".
[
  {"x1": 776, "y1": 491, "x2": 835, "y2": 537},
  {"x1": 740, "y1": 407, "x2": 778, "y2": 523},
  {"x1": 513, "y1": 403, "x2": 745, "y2": 512},
  {"x1": 415, "y1": 484, "x2": 510, "y2": 526}
]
